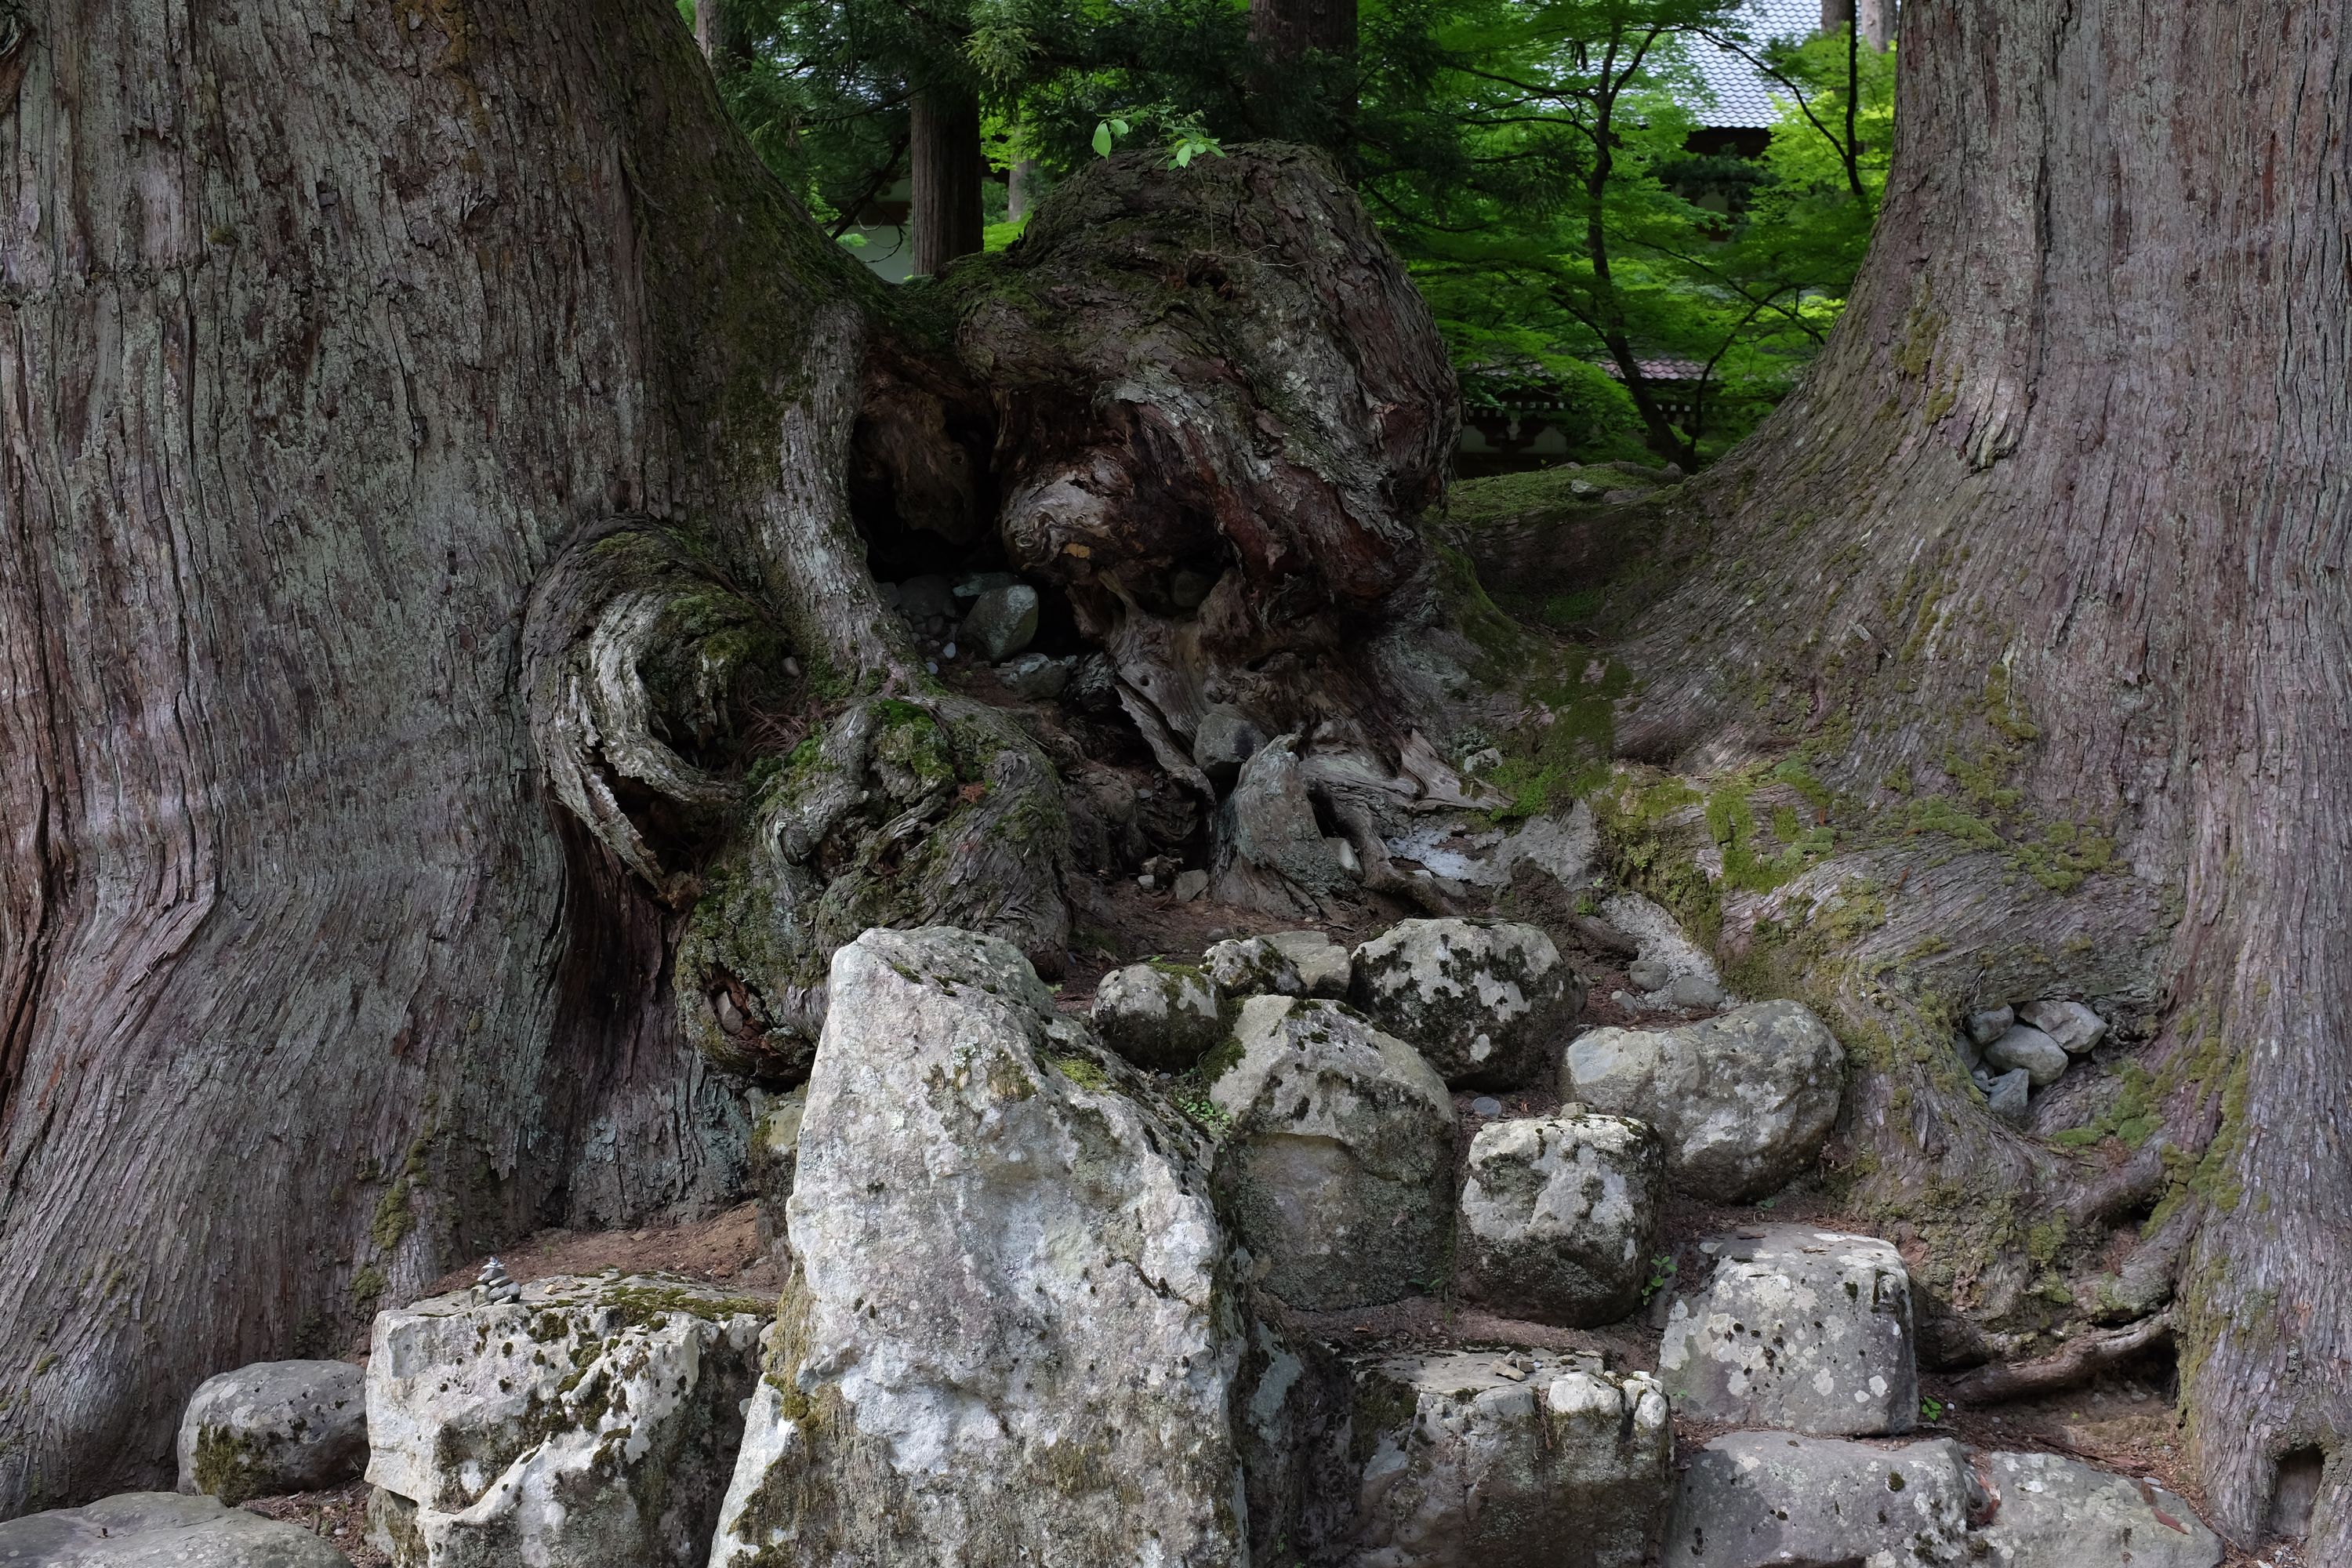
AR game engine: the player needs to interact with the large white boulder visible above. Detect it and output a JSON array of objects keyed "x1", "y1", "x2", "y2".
[
  {"x1": 1348, "y1": 918, "x2": 1581, "y2": 1087},
  {"x1": 364, "y1": 1273, "x2": 765, "y2": 1567},
  {"x1": 176, "y1": 1359, "x2": 367, "y2": 1503},
  {"x1": 708, "y1": 926, "x2": 1254, "y2": 1568},
  {"x1": 0, "y1": 1493, "x2": 350, "y2": 1566},
  {"x1": 1976, "y1": 1450, "x2": 2220, "y2": 1567},
  {"x1": 1659, "y1": 1226, "x2": 1917, "y2": 1436},
  {"x1": 1664, "y1": 1432, "x2": 1979, "y2": 1568},
  {"x1": 1207, "y1": 995, "x2": 1457, "y2": 1309},
  {"x1": 1338, "y1": 1350, "x2": 1671, "y2": 1568},
  {"x1": 1561, "y1": 1000, "x2": 1842, "y2": 1199},
  {"x1": 1455, "y1": 1113, "x2": 1663, "y2": 1326}
]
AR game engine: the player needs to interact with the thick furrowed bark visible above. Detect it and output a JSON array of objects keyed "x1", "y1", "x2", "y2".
[
  {"x1": 0, "y1": 0, "x2": 891, "y2": 1512},
  {"x1": 0, "y1": 0, "x2": 1443, "y2": 1523},
  {"x1": 943, "y1": 147, "x2": 1460, "y2": 757},
  {"x1": 1577, "y1": 2, "x2": 2352, "y2": 1547}
]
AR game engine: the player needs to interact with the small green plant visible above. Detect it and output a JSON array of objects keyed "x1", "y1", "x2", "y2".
[
  {"x1": 1919, "y1": 1395, "x2": 1948, "y2": 1422},
  {"x1": 1167, "y1": 129, "x2": 1225, "y2": 169},
  {"x1": 1172, "y1": 1069, "x2": 1232, "y2": 1134},
  {"x1": 1091, "y1": 117, "x2": 1131, "y2": 157},
  {"x1": 1639, "y1": 1253, "x2": 1678, "y2": 1304}
]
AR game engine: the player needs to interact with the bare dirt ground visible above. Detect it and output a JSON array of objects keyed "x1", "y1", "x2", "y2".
[
  {"x1": 243, "y1": 1483, "x2": 383, "y2": 1566},
  {"x1": 412, "y1": 1199, "x2": 779, "y2": 1309}
]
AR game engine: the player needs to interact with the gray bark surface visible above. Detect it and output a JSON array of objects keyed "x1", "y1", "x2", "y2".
[
  {"x1": 0, "y1": 0, "x2": 1443, "y2": 1512},
  {"x1": 943, "y1": 147, "x2": 1460, "y2": 754},
  {"x1": 1595, "y1": 1, "x2": 2352, "y2": 1549},
  {"x1": 0, "y1": 0, "x2": 910, "y2": 1513}
]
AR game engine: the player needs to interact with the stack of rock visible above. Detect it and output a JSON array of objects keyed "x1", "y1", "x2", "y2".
[
  {"x1": 0, "y1": 906, "x2": 2210, "y2": 1568},
  {"x1": 471, "y1": 1256, "x2": 521, "y2": 1305},
  {"x1": 1958, "y1": 996, "x2": 2111, "y2": 1123},
  {"x1": 881, "y1": 571, "x2": 1050, "y2": 679}
]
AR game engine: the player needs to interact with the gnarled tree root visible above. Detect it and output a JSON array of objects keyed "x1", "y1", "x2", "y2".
[{"x1": 1945, "y1": 1312, "x2": 2175, "y2": 1406}]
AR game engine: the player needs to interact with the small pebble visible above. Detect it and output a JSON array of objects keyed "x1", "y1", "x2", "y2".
[
  {"x1": 1471, "y1": 1096, "x2": 1503, "y2": 1118},
  {"x1": 925, "y1": 659, "x2": 940, "y2": 674},
  {"x1": 942, "y1": 641, "x2": 958, "y2": 659}
]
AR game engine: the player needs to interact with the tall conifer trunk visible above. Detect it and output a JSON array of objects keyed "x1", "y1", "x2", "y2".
[
  {"x1": 0, "y1": 0, "x2": 1453, "y2": 1513},
  {"x1": 909, "y1": 85, "x2": 985, "y2": 276},
  {"x1": 0, "y1": 0, "x2": 946, "y2": 1512},
  {"x1": 1606, "y1": 1, "x2": 2352, "y2": 1551}
]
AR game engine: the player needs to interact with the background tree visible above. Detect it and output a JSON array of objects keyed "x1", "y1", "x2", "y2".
[{"x1": 1363, "y1": 0, "x2": 1893, "y2": 463}]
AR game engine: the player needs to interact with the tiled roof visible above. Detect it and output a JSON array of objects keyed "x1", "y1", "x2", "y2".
[
  {"x1": 1602, "y1": 357, "x2": 1713, "y2": 382},
  {"x1": 1682, "y1": 0, "x2": 1822, "y2": 129}
]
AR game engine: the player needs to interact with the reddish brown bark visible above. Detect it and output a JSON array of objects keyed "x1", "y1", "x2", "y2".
[
  {"x1": 0, "y1": 0, "x2": 1440, "y2": 1506},
  {"x1": 909, "y1": 85, "x2": 985, "y2": 277}
]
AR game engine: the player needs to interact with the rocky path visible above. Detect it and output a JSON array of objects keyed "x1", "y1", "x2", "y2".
[{"x1": 7, "y1": 889, "x2": 2302, "y2": 1566}]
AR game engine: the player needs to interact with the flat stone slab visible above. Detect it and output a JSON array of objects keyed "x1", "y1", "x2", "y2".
[
  {"x1": 1659, "y1": 1226, "x2": 1917, "y2": 1436},
  {"x1": 1664, "y1": 1432, "x2": 1978, "y2": 1568},
  {"x1": 1664, "y1": 1436, "x2": 2224, "y2": 1568},
  {"x1": 0, "y1": 1492, "x2": 349, "y2": 1566}
]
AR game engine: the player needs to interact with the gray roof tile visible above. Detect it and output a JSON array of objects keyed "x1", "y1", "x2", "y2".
[{"x1": 1683, "y1": 0, "x2": 1822, "y2": 129}]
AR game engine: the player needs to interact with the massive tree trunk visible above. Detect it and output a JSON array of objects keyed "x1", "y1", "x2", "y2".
[
  {"x1": 909, "y1": 84, "x2": 985, "y2": 277},
  {"x1": 1581, "y1": 0, "x2": 2350, "y2": 1551},
  {"x1": 0, "y1": 0, "x2": 1455, "y2": 1510},
  {"x1": 1248, "y1": 0, "x2": 1359, "y2": 146},
  {"x1": 0, "y1": 0, "x2": 1069, "y2": 1515}
]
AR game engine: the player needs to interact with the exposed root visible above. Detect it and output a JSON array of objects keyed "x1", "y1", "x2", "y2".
[
  {"x1": 523, "y1": 519, "x2": 778, "y2": 902},
  {"x1": 2063, "y1": 1138, "x2": 2180, "y2": 1227},
  {"x1": 1946, "y1": 1312, "x2": 2174, "y2": 1406},
  {"x1": 1327, "y1": 797, "x2": 1458, "y2": 916}
]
